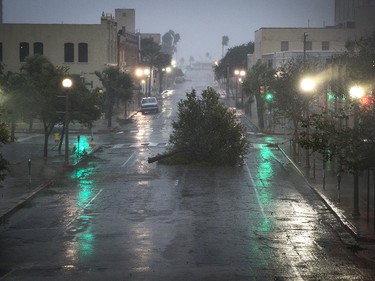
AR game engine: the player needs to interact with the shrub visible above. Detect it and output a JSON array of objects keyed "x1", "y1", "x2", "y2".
[{"x1": 162, "y1": 87, "x2": 248, "y2": 166}]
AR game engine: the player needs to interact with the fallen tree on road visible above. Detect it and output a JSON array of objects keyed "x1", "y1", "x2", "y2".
[{"x1": 148, "y1": 87, "x2": 248, "y2": 166}]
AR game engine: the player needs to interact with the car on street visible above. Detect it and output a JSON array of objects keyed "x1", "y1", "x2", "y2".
[{"x1": 140, "y1": 97, "x2": 159, "y2": 114}]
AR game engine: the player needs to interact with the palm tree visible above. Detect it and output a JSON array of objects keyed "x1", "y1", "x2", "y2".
[{"x1": 95, "y1": 67, "x2": 133, "y2": 127}]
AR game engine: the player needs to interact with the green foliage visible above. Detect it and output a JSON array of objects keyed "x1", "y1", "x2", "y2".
[
  {"x1": 242, "y1": 61, "x2": 275, "y2": 130},
  {"x1": 299, "y1": 114, "x2": 341, "y2": 161},
  {"x1": 345, "y1": 31, "x2": 375, "y2": 82},
  {"x1": 95, "y1": 66, "x2": 134, "y2": 127},
  {"x1": 69, "y1": 75, "x2": 102, "y2": 128},
  {"x1": 161, "y1": 30, "x2": 180, "y2": 56},
  {"x1": 214, "y1": 42, "x2": 254, "y2": 81},
  {"x1": 167, "y1": 87, "x2": 248, "y2": 166},
  {"x1": 140, "y1": 38, "x2": 162, "y2": 65}
]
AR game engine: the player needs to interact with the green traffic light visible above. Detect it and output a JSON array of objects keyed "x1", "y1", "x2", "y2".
[{"x1": 265, "y1": 93, "x2": 273, "y2": 101}]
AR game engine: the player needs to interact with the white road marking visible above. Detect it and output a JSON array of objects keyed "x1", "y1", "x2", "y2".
[
  {"x1": 245, "y1": 162, "x2": 266, "y2": 218},
  {"x1": 121, "y1": 151, "x2": 136, "y2": 167},
  {"x1": 66, "y1": 188, "x2": 103, "y2": 228},
  {"x1": 245, "y1": 154, "x2": 303, "y2": 281}
]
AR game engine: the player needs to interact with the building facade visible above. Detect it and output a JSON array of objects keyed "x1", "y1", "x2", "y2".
[
  {"x1": 335, "y1": 0, "x2": 375, "y2": 32},
  {"x1": 0, "y1": 13, "x2": 118, "y2": 89},
  {"x1": 249, "y1": 0, "x2": 375, "y2": 69},
  {"x1": 250, "y1": 27, "x2": 360, "y2": 69},
  {"x1": 115, "y1": 9, "x2": 135, "y2": 33}
]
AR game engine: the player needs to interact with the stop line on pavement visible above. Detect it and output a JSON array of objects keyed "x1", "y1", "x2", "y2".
[{"x1": 111, "y1": 142, "x2": 168, "y2": 149}]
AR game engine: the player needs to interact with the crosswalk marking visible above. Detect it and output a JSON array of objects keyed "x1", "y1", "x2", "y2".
[
  {"x1": 111, "y1": 142, "x2": 169, "y2": 149},
  {"x1": 111, "y1": 143, "x2": 266, "y2": 149}
]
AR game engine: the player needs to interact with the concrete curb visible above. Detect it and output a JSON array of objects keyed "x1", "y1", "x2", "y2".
[
  {"x1": 0, "y1": 144, "x2": 103, "y2": 224},
  {"x1": 277, "y1": 145, "x2": 375, "y2": 243},
  {"x1": 0, "y1": 180, "x2": 54, "y2": 223}
]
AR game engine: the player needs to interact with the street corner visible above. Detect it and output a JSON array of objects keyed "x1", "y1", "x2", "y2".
[{"x1": 69, "y1": 143, "x2": 103, "y2": 168}]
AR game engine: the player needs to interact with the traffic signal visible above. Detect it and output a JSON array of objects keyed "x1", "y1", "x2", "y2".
[
  {"x1": 327, "y1": 91, "x2": 334, "y2": 101},
  {"x1": 360, "y1": 95, "x2": 372, "y2": 107},
  {"x1": 265, "y1": 92, "x2": 273, "y2": 102}
]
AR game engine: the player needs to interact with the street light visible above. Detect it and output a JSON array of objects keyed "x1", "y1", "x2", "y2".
[
  {"x1": 300, "y1": 77, "x2": 316, "y2": 168},
  {"x1": 349, "y1": 85, "x2": 364, "y2": 217},
  {"x1": 62, "y1": 78, "x2": 72, "y2": 166},
  {"x1": 234, "y1": 69, "x2": 246, "y2": 106},
  {"x1": 143, "y1": 68, "x2": 151, "y2": 96}
]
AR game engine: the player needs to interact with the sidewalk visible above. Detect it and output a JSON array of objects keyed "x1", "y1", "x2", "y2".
[
  {"x1": 242, "y1": 103, "x2": 375, "y2": 242},
  {"x1": 0, "y1": 118, "x2": 119, "y2": 223},
  {"x1": 2, "y1": 109, "x2": 375, "y2": 242}
]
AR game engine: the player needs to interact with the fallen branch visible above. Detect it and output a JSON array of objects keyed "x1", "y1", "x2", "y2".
[{"x1": 148, "y1": 149, "x2": 190, "y2": 163}]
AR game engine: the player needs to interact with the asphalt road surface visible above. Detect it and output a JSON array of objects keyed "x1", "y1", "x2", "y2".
[{"x1": 0, "y1": 66, "x2": 374, "y2": 280}]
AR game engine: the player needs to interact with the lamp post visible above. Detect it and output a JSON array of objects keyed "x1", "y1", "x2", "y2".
[
  {"x1": 234, "y1": 69, "x2": 246, "y2": 106},
  {"x1": 300, "y1": 77, "x2": 316, "y2": 168},
  {"x1": 144, "y1": 68, "x2": 151, "y2": 97},
  {"x1": 62, "y1": 78, "x2": 72, "y2": 166},
  {"x1": 135, "y1": 68, "x2": 144, "y2": 105},
  {"x1": 349, "y1": 85, "x2": 364, "y2": 217},
  {"x1": 303, "y1": 32, "x2": 308, "y2": 62}
]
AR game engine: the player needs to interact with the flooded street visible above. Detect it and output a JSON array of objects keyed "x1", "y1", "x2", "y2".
[{"x1": 0, "y1": 66, "x2": 373, "y2": 280}]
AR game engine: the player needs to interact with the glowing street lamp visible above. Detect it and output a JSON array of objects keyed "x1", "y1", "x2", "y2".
[
  {"x1": 62, "y1": 78, "x2": 72, "y2": 165},
  {"x1": 300, "y1": 77, "x2": 316, "y2": 92},
  {"x1": 234, "y1": 69, "x2": 246, "y2": 105},
  {"x1": 349, "y1": 85, "x2": 364, "y2": 100},
  {"x1": 300, "y1": 77, "x2": 316, "y2": 168}
]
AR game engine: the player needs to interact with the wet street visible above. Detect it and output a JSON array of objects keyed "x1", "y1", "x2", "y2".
[{"x1": 0, "y1": 67, "x2": 374, "y2": 280}]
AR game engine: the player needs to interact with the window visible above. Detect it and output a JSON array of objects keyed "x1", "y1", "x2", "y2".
[
  {"x1": 305, "y1": 41, "x2": 312, "y2": 50},
  {"x1": 322, "y1": 41, "x2": 330, "y2": 51},
  {"x1": 34, "y1": 42, "x2": 43, "y2": 55},
  {"x1": 78, "y1": 43, "x2": 88, "y2": 62},
  {"x1": 281, "y1": 41, "x2": 289, "y2": 51},
  {"x1": 64, "y1": 43, "x2": 74, "y2": 62},
  {"x1": 19, "y1": 42, "x2": 29, "y2": 62},
  {"x1": 0, "y1": 43, "x2": 2, "y2": 62}
]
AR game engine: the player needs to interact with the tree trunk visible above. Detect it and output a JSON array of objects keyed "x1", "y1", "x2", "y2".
[
  {"x1": 107, "y1": 104, "x2": 113, "y2": 128},
  {"x1": 255, "y1": 95, "x2": 264, "y2": 130},
  {"x1": 107, "y1": 91, "x2": 114, "y2": 128},
  {"x1": 43, "y1": 127, "x2": 49, "y2": 158},
  {"x1": 10, "y1": 121, "x2": 16, "y2": 142},
  {"x1": 28, "y1": 119, "x2": 33, "y2": 133},
  {"x1": 43, "y1": 121, "x2": 54, "y2": 158},
  {"x1": 148, "y1": 149, "x2": 188, "y2": 163},
  {"x1": 292, "y1": 118, "x2": 299, "y2": 158},
  {"x1": 58, "y1": 125, "x2": 65, "y2": 152}
]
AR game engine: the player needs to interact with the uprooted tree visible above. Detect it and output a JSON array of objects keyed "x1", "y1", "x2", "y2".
[{"x1": 148, "y1": 87, "x2": 249, "y2": 166}]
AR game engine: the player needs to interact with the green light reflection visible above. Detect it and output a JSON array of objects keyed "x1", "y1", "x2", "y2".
[
  {"x1": 67, "y1": 165, "x2": 96, "y2": 260},
  {"x1": 78, "y1": 228, "x2": 94, "y2": 257},
  {"x1": 255, "y1": 143, "x2": 274, "y2": 233}
]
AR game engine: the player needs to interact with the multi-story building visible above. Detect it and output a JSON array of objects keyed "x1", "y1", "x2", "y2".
[
  {"x1": 335, "y1": 0, "x2": 375, "y2": 31},
  {"x1": 115, "y1": 8, "x2": 136, "y2": 33},
  {"x1": 250, "y1": 27, "x2": 360, "y2": 69},
  {"x1": 0, "y1": 13, "x2": 118, "y2": 89},
  {"x1": 249, "y1": 0, "x2": 375, "y2": 69}
]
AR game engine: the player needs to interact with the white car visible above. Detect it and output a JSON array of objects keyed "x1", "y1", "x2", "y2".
[{"x1": 140, "y1": 97, "x2": 159, "y2": 114}]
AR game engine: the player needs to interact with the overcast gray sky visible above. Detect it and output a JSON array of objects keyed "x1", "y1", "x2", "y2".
[{"x1": 3, "y1": 0, "x2": 335, "y2": 63}]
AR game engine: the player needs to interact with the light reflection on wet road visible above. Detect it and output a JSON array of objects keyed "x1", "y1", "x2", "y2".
[{"x1": 0, "y1": 67, "x2": 374, "y2": 280}]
